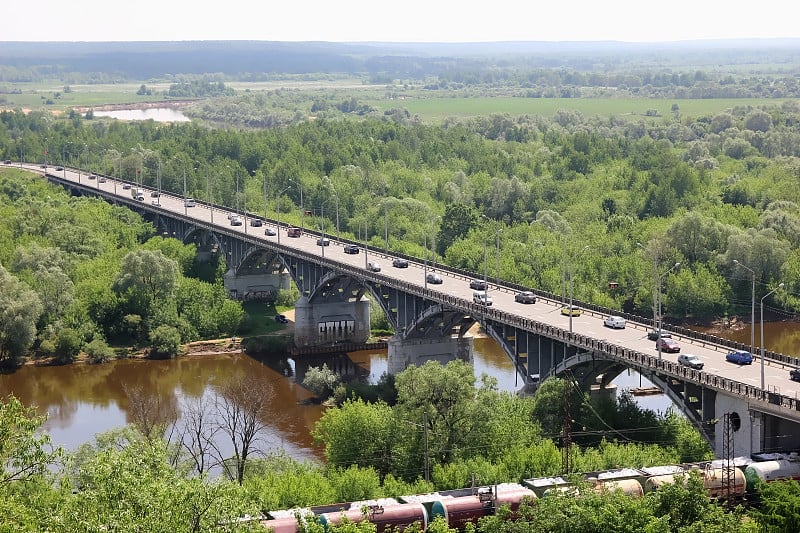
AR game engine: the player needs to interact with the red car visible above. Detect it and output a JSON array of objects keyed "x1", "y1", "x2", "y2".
[{"x1": 656, "y1": 338, "x2": 680, "y2": 353}]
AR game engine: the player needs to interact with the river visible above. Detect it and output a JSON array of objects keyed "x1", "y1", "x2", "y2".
[{"x1": 1, "y1": 321, "x2": 797, "y2": 461}]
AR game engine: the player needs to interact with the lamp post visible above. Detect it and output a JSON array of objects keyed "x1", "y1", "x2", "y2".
[
  {"x1": 656, "y1": 262, "x2": 681, "y2": 359},
  {"x1": 760, "y1": 283, "x2": 784, "y2": 391},
  {"x1": 733, "y1": 260, "x2": 756, "y2": 358},
  {"x1": 274, "y1": 185, "x2": 291, "y2": 244},
  {"x1": 637, "y1": 242, "x2": 659, "y2": 335},
  {"x1": 289, "y1": 179, "x2": 304, "y2": 232},
  {"x1": 383, "y1": 203, "x2": 389, "y2": 254},
  {"x1": 567, "y1": 245, "x2": 590, "y2": 334}
]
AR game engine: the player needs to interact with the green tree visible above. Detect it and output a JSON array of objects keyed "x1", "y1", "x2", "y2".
[
  {"x1": 751, "y1": 479, "x2": 800, "y2": 532},
  {"x1": 303, "y1": 363, "x2": 341, "y2": 401},
  {"x1": 437, "y1": 203, "x2": 477, "y2": 255},
  {"x1": 0, "y1": 394, "x2": 61, "y2": 485},
  {"x1": 313, "y1": 398, "x2": 395, "y2": 476},
  {"x1": 0, "y1": 265, "x2": 43, "y2": 360},
  {"x1": 114, "y1": 249, "x2": 179, "y2": 312}
]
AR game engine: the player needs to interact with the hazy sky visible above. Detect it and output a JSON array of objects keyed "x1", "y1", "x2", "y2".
[{"x1": 5, "y1": 0, "x2": 798, "y2": 42}]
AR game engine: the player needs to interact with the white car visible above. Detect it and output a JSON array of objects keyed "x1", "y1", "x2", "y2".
[
  {"x1": 678, "y1": 354, "x2": 704, "y2": 370},
  {"x1": 603, "y1": 316, "x2": 626, "y2": 329}
]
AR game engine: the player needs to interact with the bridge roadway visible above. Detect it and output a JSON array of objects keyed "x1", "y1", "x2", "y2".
[{"x1": 16, "y1": 162, "x2": 800, "y2": 451}]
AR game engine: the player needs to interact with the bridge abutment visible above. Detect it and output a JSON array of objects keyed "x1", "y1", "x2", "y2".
[
  {"x1": 293, "y1": 296, "x2": 371, "y2": 347},
  {"x1": 387, "y1": 334, "x2": 474, "y2": 374}
]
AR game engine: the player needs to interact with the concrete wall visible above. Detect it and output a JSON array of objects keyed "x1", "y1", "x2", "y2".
[
  {"x1": 387, "y1": 335, "x2": 474, "y2": 374},
  {"x1": 293, "y1": 296, "x2": 371, "y2": 347},
  {"x1": 223, "y1": 270, "x2": 291, "y2": 299},
  {"x1": 715, "y1": 393, "x2": 761, "y2": 457}
]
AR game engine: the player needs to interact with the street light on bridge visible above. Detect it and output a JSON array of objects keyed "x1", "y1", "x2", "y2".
[
  {"x1": 761, "y1": 282, "x2": 784, "y2": 391},
  {"x1": 656, "y1": 262, "x2": 680, "y2": 360},
  {"x1": 733, "y1": 259, "x2": 756, "y2": 359}
]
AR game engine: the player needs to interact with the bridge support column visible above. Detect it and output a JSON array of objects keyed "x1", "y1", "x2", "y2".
[
  {"x1": 223, "y1": 270, "x2": 291, "y2": 300},
  {"x1": 293, "y1": 296, "x2": 371, "y2": 347},
  {"x1": 387, "y1": 335, "x2": 474, "y2": 375},
  {"x1": 715, "y1": 394, "x2": 757, "y2": 457}
]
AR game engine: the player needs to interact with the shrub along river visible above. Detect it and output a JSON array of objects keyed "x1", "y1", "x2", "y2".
[{"x1": 1, "y1": 321, "x2": 797, "y2": 462}]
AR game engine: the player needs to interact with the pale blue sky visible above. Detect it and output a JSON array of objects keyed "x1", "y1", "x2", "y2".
[{"x1": 5, "y1": 0, "x2": 798, "y2": 42}]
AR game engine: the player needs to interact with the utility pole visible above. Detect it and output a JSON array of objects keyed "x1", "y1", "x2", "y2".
[
  {"x1": 562, "y1": 372, "x2": 572, "y2": 474},
  {"x1": 423, "y1": 412, "x2": 430, "y2": 483},
  {"x1": 722, "y1": 413, "x2": 735, "y2": 506}
]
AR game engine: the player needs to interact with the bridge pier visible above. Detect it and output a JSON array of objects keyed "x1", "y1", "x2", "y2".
[
  {"x1": 387, "y1": 334, "x2": 474, "y2": 374},
  {"x1": 293, "y1": 296, "x2": 371, "y2": 347},
  {"x1": 224, "y1": 269, "x2": 291, "y2": 300}
]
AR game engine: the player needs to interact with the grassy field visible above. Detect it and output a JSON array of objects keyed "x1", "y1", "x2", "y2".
[
  {"x1": 2, "y1": 79, "x2": 795, "y2": 121},
  {"x1": 365, "y1": 96, "x2": 788, "y2": 120}
]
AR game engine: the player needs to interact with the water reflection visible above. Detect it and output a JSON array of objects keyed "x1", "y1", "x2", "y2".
[
  {"x1": 0, "y1": 354, "x2": 324, "y2": 461},
  {"x1": 93, "y1": 108, "x2": 191, "y2": 122},
  {"x1": 3, "y1": 320, "x2": 797, "y2": 461}
]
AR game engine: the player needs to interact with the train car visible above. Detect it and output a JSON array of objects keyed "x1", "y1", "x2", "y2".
[
  {"x1": 744, "y1": 458, "x2": 800, "y2": 492},
  {"x1": 644, "y1": 467, "x2": 746, "y2": 499},
  {"x1": 521, "y1": 476, "x2": 570, "y2": 498},
  {"x1": 430, "y1": 488, "x2": 536, "y2": 530},
  {"x1": 318, "y1": 502, "x2": 428, "y2": 533},
  {"x1": 594, "y1": 479, "x2": 644, "y2": 498},
  {"x1": 261, "y1": 516, "x2": 303, "y2": 533}
]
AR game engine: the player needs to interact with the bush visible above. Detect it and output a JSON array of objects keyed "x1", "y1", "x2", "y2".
[
  {"x1": 55, "y1": 328, "x2": 83, "y2": 364},
  {"x1": 148, "y1": 325, "x2": 181, "y2": 359},
  {"x1": 242, "y1": 335, "x2": 288, "y2": 355},
  {"x1": 274, "y1": 287, "x2": 300, "y2": 308},
  {"x1": 85, "y1": 338, "x2": 115, "y2": 364}
]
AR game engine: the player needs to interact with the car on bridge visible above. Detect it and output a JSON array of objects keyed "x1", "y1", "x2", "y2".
[
  {"x1": 790, "y1": 368, "x2": 800, "y2": 382},
  {"x1": 287, "y1": 227, "x2": 302, "y2": 237},
  {"x1": 560, "y1": 305, "x2": 581, "y2": 316},
  {"x1": 470, "y1": 279, "x2": 487, "y2": 290},
  {"x1": 515, "y1": 291, "x2": 537, "y2": 304},
  {"x1": 250, "y1": 219, "x2": 263, "y2": 227},
  {"x1": 426, "y1": 272, "x2": 443, "y2": 284},
  {"x1": 265, "y1": 227, "x2": 277, "y2": 236},
  {"x1": 726, "y1": 349, "x2": 753, "y2": 365},
  {"x1": 98, "y1": 176, "x2": 106, "y2": 183},
  {"x1": 367, "y1": 261, "x2": 381, "y2": 272},
  {"x1": 603, "y1": 316, "x2": 626, "y2": 329},
  {"x1": 55, "y1": 166, "x2": 64, "y2": 171},
  {"x1": 392, "y1": 258, "x2": 409, "y2": 268},
  {"x1": 229, "y1": 215, "x2": 242, "y2": 226},
  {"x1": 647, "y1": 329, "x2": 672, "y2": 341},
  {"x1": 678, "y1": 354, "x2": 704, "y2": 370},
  {"x1": 151, "y1": 191, "x2": 159, "y2": 197},
  {"x1": 344, "y1": 244, "x2": 360, "y2": 254},
  {"x1": 88, "y1": 174, "x2": 96, "y2": 180},
  {"x1": 184, "y1": 198, "x2": 196, "y2": 207},
  {"x1": 123, "y1": 183, "x2": 132, "y2": 190},
  {"x1": 656, "y1": 337, "x2": 680, "y2": 353},
  {"x1": 316, "y1": 237, "x2": 330, "y2": 246}
]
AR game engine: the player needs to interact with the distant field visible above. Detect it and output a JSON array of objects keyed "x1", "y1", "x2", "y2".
[
  {"x1": 365, "y1": 96, "x2": 797, "y2": 120},
  {"x1": 2, "y1": 79, "x2": 796, "y2": 121}
]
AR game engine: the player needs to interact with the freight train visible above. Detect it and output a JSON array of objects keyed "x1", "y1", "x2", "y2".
[{"x1": 259, "y1": 453, "x2": 800, "y2": 532}]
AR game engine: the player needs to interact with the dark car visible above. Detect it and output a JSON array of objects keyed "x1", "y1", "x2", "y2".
[
  {"x1": 790, "y1": 368, "x2": 800, "y2": 382},
  {"x1": 88, "y1": 174, "x2": 96, "y2": 180},
  {"x1": 515, "y1": 291, "x2": 537, "y2": 304},
  {"x1": 316, "y1": 237, "x2": 330, "y2": 246},
  {"x1": 122, "y1": 183, "x2": 132, "y2": 190},
  {"x1": 3, "y1": 160, "x2": 10, "y2": 164},
  {"x1": 287, "y1": 227, "x2": 302, "y2": 237},
  {"x1": 726, "y1": 349, "x2": 753, "y2": 365},
  {"x1": 250, "y1": 219, "x2": 263, "y2": 227},
  {"x1": 392, "y1": 258, "x2": 409, "y2": 268},
  {"x1": 426, "y1": 272, "x2": 443, "y2": 284},
  {"x1": 470, "y1": 279, "x2": 487, "y2": 290},
  {"x1": 55, "y1": 166, "x2": 64, "y2": 171},
  {"x1": 151, "y1": 191, "x2": 159, "y2": 198},
  {"x1": 647, "y1": 329, "x2": 672, "y2": 341},
  {"x1": 656, "y1": 338, "x2": 680, "y2": 353},
  {"x1": 344, "y1": 244, "x2": 360, "y2": 254},
  {"x1": 274, "y1": 314, "x2": 289, "y2": 324},
  {"x1": 265, "y1": 227, "x2": 277, "y2": 236},
  {"x1": 98, "y1": 176, "x2": 107, "y2": 183}
]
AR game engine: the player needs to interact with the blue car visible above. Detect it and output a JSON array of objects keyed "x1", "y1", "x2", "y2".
[{"x1": 726, "y1": 349, "x2": 753, "y2": 365}]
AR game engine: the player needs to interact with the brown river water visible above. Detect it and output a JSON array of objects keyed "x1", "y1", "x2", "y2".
[{"x1": 1, "y1": 322, "x2": 797, "y2": 462}]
